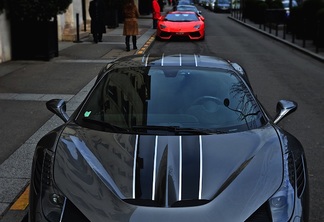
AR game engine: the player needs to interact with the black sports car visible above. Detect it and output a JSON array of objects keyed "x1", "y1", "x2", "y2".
[{"x1": 29, "y1": 54, "x2": 309, "y2": 222}]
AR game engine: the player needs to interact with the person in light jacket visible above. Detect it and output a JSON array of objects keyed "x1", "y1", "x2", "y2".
[
  {"x1": 152, "y1": 0, "x2": 161, "y2": 29},
  {"x1": 123, "y1": 0, "x2": 140, "y2": 51},
  {"x1": 89, "y1": 0, "x2": 106, "y2": 43}
]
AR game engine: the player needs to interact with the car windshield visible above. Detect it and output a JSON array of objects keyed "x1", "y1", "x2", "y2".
[
  {"x1": 178, "y1": 0, "x2": 193, "y2": 5},
  {"x1": 76, "y1": 67, "x2": 265, "y2": 134},
  {"x1": 177, "y1": 6, "x2": 197, "y2": 11},
  {"x1": 218, "y1": 0, "x2": 230, "y2": 4},
  {"x1": 165, "y1": 13, "x2": 199, "y2": 22}
]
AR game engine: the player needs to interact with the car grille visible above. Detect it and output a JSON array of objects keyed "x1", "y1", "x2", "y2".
[
  {"x1": 160, "y1": 31, "x2": 171, "y2": 37},
  {"x1": 123, "y1": 199, "x2": 210, "y2": 207},
  {"x1": 159, "y1": 31, "x2": 202, "y2": 40},
  {"x1": 245, "y1": 202, "x2": 272, "y2": 222},
  {"x1": 190, "y1": 31, "x2": 202, "y2": 37},
  {"x1": 61, "y1": 199, "x2": 90, "y2": 222}
]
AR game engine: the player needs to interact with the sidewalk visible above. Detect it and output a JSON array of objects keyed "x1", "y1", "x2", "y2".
[{"x1": 0, "y1": 15, "x2": 157, "y2": 222}]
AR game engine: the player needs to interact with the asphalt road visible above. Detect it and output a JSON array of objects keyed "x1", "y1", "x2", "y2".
[{"x1": 149, "y1": 6, "x2": 324, "y2": 222}]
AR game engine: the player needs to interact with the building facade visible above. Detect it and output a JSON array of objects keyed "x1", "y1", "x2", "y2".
[{"x1": 0, "y1": 0, "x2": 147, "y2": 63}]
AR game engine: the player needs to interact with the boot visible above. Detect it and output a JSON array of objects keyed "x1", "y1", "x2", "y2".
[
  {"x1": 132, "y1": 36, "x2": 137, "y2": 50},
  {"x1": 98, "y1": 33, "x2": 103, "y2": 42},
  {"x1": 125, "y1": 36, "x2": 130, "y2": 51},
  {"x1": 93, "y1": 34, "x2": 98, "y2": 43}
]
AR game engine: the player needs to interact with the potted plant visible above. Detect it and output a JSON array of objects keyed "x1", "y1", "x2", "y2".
[
  {"x1": 5, "y1": 0, "x2": 72, "y2": 60},
  {"x1": 0, "y1": 0, "x2": 4, "y2": 14}
]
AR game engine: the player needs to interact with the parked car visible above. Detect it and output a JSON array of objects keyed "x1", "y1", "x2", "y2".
[
  {"x1": 177, "y1": 0, "x2": 194, "y2": 5},
  {"x1": 156, "y1": 11, "x2": 205, "y2": 40},
  {"x1": 173, "y1": 4, "x2": 203, "y2": 15},
  {"x1": 214, "y1": 0, "x2": 231, "y2": 12},
  {"x1": 28, "y1": 54, "x2": 309, "y2": 222}
]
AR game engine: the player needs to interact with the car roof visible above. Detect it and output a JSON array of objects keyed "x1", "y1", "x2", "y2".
[
  {"x1": 105, "y1": 54, "x2": 235, "y2": 70},
  {"x1": 176, "y1": 5, "x2": 199, "y2": 10},
  {"x1": 98, "y1": 54, "x2": 250, "y2": 87},
  {"x1": 177, "y1": 5, "x2": 197, "y2": 8}
]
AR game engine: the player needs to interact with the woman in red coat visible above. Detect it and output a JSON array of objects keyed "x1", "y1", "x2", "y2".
[{"x1": 152, "y1": 0, "x2": 161, "y2": 29}]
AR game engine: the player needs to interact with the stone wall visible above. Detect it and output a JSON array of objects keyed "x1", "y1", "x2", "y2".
[{"x1": 0, "y1": 1, "x2": 90, "y2": 63}]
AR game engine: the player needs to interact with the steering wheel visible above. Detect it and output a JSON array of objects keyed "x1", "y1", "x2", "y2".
[{"x1": 188, "y1": 96, "x2": 222, "y2": 113}]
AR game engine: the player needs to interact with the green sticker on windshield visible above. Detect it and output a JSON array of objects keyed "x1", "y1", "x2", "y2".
[{"x1": 84, "y1": 111, "x2": 91, "y2": 117}]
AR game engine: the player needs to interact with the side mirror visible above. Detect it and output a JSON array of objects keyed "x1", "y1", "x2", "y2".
[
  {"x1": 274, "y1": 100, "x2": 297, "y2": 124},
  {"x1": 46, "y1": 99, "x2": 70, "y2": 123}
]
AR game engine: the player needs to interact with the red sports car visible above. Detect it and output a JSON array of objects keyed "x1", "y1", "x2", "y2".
[{"x1": 156, "y1": 11, "x2": 205, "y2": 40}]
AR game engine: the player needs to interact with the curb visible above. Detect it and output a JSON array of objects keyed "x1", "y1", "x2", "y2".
[{"x1": 137, "y1": 33, "x2": 156, "y2": 55}]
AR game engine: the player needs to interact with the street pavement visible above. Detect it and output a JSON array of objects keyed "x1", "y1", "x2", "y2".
[{"x1": 0, "y1": 4, "x2": 323, "y2": 222}]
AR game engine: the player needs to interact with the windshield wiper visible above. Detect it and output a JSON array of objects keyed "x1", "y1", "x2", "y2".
[
  {"x1": 82, "y1": 118, "x2": 128, "y2": 132},
  {"x1": 132, "y1": 125, "x2": 213, "y2": 135},
  {"x1": 177, "y1": 127, "x2": 227, "y2": 135}
]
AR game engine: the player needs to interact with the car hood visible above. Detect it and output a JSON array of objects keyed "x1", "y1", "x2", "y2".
[{"x1": 53, "y1": 124, "x2": 283, "y2": 221}]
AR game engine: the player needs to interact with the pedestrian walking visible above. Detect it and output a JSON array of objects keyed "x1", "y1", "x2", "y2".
[
  {"x1": 89, "y1": 0, "x2": 106, "y2": 43},
  {"x1": 152, "y1": 0, "x2": 161, "y2": 29},
  {"x1": 123, "y1": 0, "x2": 140, "y2": 51}
]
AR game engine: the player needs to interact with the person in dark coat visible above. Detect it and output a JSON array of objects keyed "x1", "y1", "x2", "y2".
[
  {"x1": 123, "y1": 0, "x2": 140, "y2": 51},
  {"x1": 89, "y1": 0, "x2": 106, "y2": 43}
]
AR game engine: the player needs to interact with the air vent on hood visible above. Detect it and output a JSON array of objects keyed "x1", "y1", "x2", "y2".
[
  {"x1": 288, "y1": 152, "x2": 306, "y2": 198},
  {"x1": 33, "y1": 149, "x2": 54, "y2": 195}
]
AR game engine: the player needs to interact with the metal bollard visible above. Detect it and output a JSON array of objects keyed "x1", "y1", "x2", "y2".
[{"x1": 74, "y1": 13, "x2": 83, "y2": 43}]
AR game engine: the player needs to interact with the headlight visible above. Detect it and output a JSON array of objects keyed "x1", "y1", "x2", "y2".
[
  {"x1": 269, "y1": 152, "x2": 294, "y2": 221},
  {"x1": 194, "y1": 24, "x2": 201, "y2": 29},
  {"x1": 42, "y1": 188, "x2": 66, "y2": 222},
  {"x1": 160, "y1": 24, "x2": 167, "y2": 29}
]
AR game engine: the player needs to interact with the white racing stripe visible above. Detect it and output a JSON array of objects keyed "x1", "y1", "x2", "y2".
[
  {"x1": 132, "y1": 135, "x2": 139, "y2": 199},
  {"x1": 199, "y1": 135, "x2": 203, "y2": 199},
  {"x1": 179, "y1": 136, "x2": 183, "y2": 201},
  {"x1": 152, "y1": 136, "x2": 159, "y2": 200}
]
